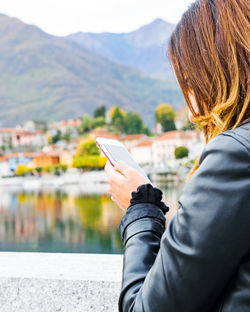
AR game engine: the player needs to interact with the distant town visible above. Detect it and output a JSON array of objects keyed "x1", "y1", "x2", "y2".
[{"x1": 0, "y1": 104, "x2": 205, "y2": 183}]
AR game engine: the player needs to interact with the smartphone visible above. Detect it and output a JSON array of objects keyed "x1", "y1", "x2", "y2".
[{"x1": 96, "y1": 137, "x2": 152, "y2": 184}]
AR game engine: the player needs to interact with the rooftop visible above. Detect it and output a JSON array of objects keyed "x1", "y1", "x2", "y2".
[
  {"x1": 119, "y1": 134, "x2": 146, "y2": 141},
  {"x1": 156, "y1": 130, "x2": 196, "y2": 141}
]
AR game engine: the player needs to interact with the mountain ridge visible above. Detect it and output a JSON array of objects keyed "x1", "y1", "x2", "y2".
[
  {"x1": 67, "y1": 18, "x2": 176, "y2": 80},
  {"x1": 0, "y1": 14, "x2": 184, "y2": 128}
]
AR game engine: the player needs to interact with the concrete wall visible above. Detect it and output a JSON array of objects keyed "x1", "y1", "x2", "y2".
[{"x1": 0, "y1": 252, "x2": 123, "y2": 312}]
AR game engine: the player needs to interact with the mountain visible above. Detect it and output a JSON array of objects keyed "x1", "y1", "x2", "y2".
[
  {"x1": 67, "y1": 18, "x2": 176, "y2": 80},
  {"x1": 0, "y1": 14, "x2": 184, "y2": 127}
]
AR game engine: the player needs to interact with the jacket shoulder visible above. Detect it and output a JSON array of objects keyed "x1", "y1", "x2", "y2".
[
  {"x1": 199, "y1": 120, "x2": 250, "y2": 165},
  {"x1": 220, "y1": 119, "x2": 250, "y2": 152}
]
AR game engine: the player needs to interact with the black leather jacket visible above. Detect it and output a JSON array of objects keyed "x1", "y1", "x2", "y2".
[{"x1": 119, "y1": 119, "x2": 250, "y2": 312}]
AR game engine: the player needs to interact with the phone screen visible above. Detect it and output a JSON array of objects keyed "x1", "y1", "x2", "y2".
[{"x1": 102, "y1": 143, "x2": 151, "y2": 183}]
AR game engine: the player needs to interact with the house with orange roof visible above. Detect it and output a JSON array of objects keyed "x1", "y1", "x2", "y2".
[
  {"x1": 130, "y1": 138, "x2": 153, "y2": 166},
  {"x1": 60, "y1": 149, "x2": 76, "y2": 167},
  {"x1": 32, "y1": 151, "x2": 60, "y2": 168},
  {"x1": 4, "y1": 153, "x2": 37, "y2": 172},
  {"x1": 12, "y1": 130, "x2": 48, "y2": 148},
  {"x1": 0, "y1": 128, "x2": 48, "y2": 149},
  {"x1": 90, "y1": 128, "x2": 119, "y2": 140},
  {"x1": 0, "y1": 151, "x2": 61, "y2": 174},
  {"x1": 152, "y1": 130, "x2": 204, "y2": 164},
  {"x1": 119, "y1": 134, "x2": 146, "y2": 151},
  {"x1": 0, "y1": 128, "x2": 17, "y2": 148},
  {"x1": 23, "y1": 120, "x2": 47, "y2": 133},
  {"x1": 48, "y1": 119, "x2": 81, "y2": 138}
]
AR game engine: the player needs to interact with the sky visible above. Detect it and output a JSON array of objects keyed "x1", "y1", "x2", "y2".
[{"x1": 0, "y1": 0, "x2": 194, "y2": 36}]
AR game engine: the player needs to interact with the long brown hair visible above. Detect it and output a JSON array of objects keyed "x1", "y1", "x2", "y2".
[{"x1": 168, "y1": 0, "x2": 250, "y2": 179}]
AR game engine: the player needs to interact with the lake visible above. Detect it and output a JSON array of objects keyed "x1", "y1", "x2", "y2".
[{"x1": 0, "y1": 182, "x2": 184, "y2": 254}]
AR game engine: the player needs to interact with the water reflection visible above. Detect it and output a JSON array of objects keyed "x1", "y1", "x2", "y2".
[{"x1": 0, "y1": 183, "x2": 183, "y2": 253}]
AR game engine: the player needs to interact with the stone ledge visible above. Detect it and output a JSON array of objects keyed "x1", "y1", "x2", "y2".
[{"x1": 0, "y1": 252, "x2": 123, "y2": 312}]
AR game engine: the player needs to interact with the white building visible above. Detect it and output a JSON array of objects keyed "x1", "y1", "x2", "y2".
[
  {"x1": 152, "y1": 130, "x2": 204, "y2": 164},
  {"x1": 119, "y1": 134, "x2": 146, "y2": 151},
  {"x1": 23, "y1": 120, "x2": 47, "y2": 133},
  {"x1": 130, "y1": 139, "x2": 153, "y2": 166},
  {"x1": 0, "y1": 128, "x2": 48, "y2": 148},
  {"x1": 0, "y1": 156, "x2": 11, "y2": 177},
  {"x1": 48, "y1": 119, "x2": 81, "y2": 138},
  {"x1": 0, "y1": 129, "x2": 14, "y2": 147}
]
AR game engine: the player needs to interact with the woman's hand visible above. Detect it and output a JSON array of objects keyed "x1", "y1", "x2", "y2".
[{"x1": 104, "y1": 160, "x2": 149, "y2": 211}]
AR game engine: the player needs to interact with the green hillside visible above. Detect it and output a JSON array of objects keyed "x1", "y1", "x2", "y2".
[
  {"x1": 67, "y1": 18, "x2": 176, "y2": 80},
  {"x1": 0, "y1": 14, "x2": 185, "y2": 128}
]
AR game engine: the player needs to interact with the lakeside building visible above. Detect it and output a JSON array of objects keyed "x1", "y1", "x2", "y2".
[
  {"x1": 30, "y1": 151, "x2": 60, "y2": 168},
  {"x1": 0, "y1": 153, "x2": 36, "y2": 174},
  {"x1": 130, "y1": 130, "x2": 204, "y2": 167},
  {"x1": 130, "y1": 139, "x2": 153, "y2": 166},
  {"x1": 90, "y1": 128, "x2": 119, "y2": 140},
  {"x1": 119, "y1": 134, "x2": 147, "y2": 151},
  {"x1": 0, "y1": 152, "x2": 61, "y2": 175},
  {"x1": 152, "y1": 130, "x2": 204, "y2": 164},
  {"x1": 0, "y1": 156, "x2": 11, "y2": 177},
  {"x1": 60, "y1": 150, "x2": 76, "y2": 168},
  {"x1": 48, "y1": 119, "x2": 81, "y2": 138},
  {"x1": 0, "y1": 128, "x2": 48, "y2": 149},
  {"x1": 22, "y1": 120, "x2": 47, "y2": 133}
]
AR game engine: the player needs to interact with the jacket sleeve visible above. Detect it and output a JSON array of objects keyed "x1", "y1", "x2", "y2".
[{"x1": 119, "y1": 133, "x2": 250, "y2": 312}]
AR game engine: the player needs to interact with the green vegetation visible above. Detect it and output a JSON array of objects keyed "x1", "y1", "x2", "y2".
[
  {"x1": 92, "y1": 116, "x2": 106, "y2": 128},
  {"x1": 109, "y1": 105, "x2": 150, "y2": 135},
  {"x1": 51, "y1": 129, "x2": 73, "y2": 143},
  {"x1": 110, "y1": 106, "x2": 126, "y2": 133},
  {"x1": 73, "y1": 138, "x2": 106, "y2": 170},
  {"x1": 73, "y1": 156, "x2": 106, "y2": 170},
  {"x1": 94, "y1": 106, "x2": 106, "y2": 118},
  {"x1": 35, "y1": 167, "x2": 43, "y2": 175},
  {"x1": 155, "y1": 103, "x2": 176, "y2": 132},
  {"x1": 62, "y1": 129, "x2": 72, "y2": 142},
  {"x1": 175, "y1": 146, "x2": 189, "y2": 159},
  {"x1": 51, "y1": 131, "x2": 62, "y2": 144},
  {"x1": 79, "y1": 114, "x2": 106, "y2": 134},
  {"x1": 182, "y1": 117, "x2": 195, "y2": 131},
  {"x1": 80, "y1": 115, "x2": 95, "y2": 133},
  {"x1": 15, "y1": 164, "x2": 68, "y2": 176},
  {"x1": 16, "y1": 165, "x2": 32, "y2": 176},
  {"x1": 124, "y1": 112, "x2": 146, "y2": 134},
  {"x1": 78, "y1": 104, "x2": 152, "y2": 135},
  {"x1": 77, "y1": 139, "x2": 100, "y2": 156},
  {"x1": 0, "y1": 15, "x2": 185, "y2": 127}
]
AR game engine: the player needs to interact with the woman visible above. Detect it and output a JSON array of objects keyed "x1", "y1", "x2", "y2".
[{"x1": 105, "y1": 0, "x2": 250, "y2": 311}]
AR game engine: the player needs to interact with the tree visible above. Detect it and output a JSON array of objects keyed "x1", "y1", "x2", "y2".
[
  {"x1": 94, "y1": 106, "x2": 106, "y2": 118},
  {"x1": 80, "y1": 114, "x2": 93, "y2": 133},
  {"x1": 175, "y1": 146, "x2": 189, "y2": 159},
  {"x1": 44, "y1": 166, "x2": 52, "y2": 173},
  {"x1": 73, "y1": 155, "x2": 106, "y2": 170},
  {"x1": 35, "y1": 167, "x2": 43, "y2": 175},
  {"x1": 62, "y1": 129, "x2": 72, "y2": 142},
  {"x1": 52, "y1": 131, "x2": 62, "y2": 144},
  {"x1": 92, "y1": 116, "x2": 106, "y2": 128},
  {"x1": 155, "y1": 104, "x2": 176, "y2": 132},
  {"x1": 124, "y1": 112, "x2": 144, "y2": 134},
  {"x1": 77, "y1": 138, "x2": 100, "y2": 156},
  {"x1": 182, "y1": 117, "x2": 195, "y2": 131},
  {"x1": 16, "y1": 165, "x2": 29, "y2": 176},
  {"x1": 110, "y1": 106, "x2": 126, "y2": 133},
  {"x1": 60, "y1": 164, "x2": 68, "y2": 173}
]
